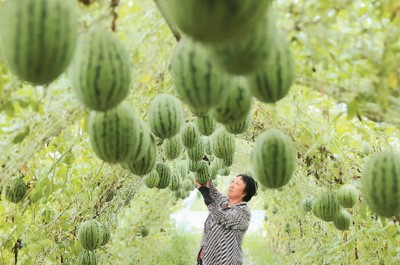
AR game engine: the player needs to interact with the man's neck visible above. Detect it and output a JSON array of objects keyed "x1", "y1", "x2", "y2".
[{"x1": 228, "y1": 198, "x2": 243, "y2": 206}]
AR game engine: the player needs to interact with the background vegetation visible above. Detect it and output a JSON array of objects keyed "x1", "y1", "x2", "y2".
[{"x1": 0, "y1": 0, "x2": 399, "y2": 264}]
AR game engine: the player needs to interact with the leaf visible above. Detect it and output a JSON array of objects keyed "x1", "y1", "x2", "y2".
[
  {"x1": 12, "y1": 126, "x2": 30, "y2": 144},
  {"x1": 346, "y1": 98, "x2": 359, "y2": 120}
]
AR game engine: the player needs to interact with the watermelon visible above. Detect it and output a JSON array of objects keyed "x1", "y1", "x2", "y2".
[
  {"x1": 362, "y1": 151, "x2": 400, "y2": 217},
  {"x1": 127, "y1": 135, "x2": 157, "y2": 176},
  {"x1": 99, "y1": 222, "x2": 110, "y2": 246},
  {"x1": 251, "y1": 128, "x2": 295, "y2": 189},
  {"x1": 196, "y1": 114, "x2": 216, "y2": 136},
  {"x1": 336, "y1": 184, "x2": 358, "y2": 208},
  {"x1": 169, "y1": 174, "x2": 182, "y2": 191},
  {"x1": 208, "y1": 9, "x2": 276, "y2": 75},
  {"x1": 171, "y1": 37, "x2": 229, "y2": 112},
  {"x1": 204, "y1": 137, "x2": 213, "y2": 155},
  {"x1": 247, "y1": 33, "x2": 294, "y2": 104},
  {"x1": 224, "y1": 111, "x2": 252, "y2": 135},
  {"x1": 195, "y1": 161, "x2": 210, "y2": 185},
  {"x1": 163, "y1": 134, "x2": 183, "y2": 160},
  {"x1": 301, "y1": 197, "x2": 314, "y2": 213},
  {"x1": 222, "y1": 154, "x2": 234, "y2": 167},
  {"x1": 70, "y1": 29, "x2": 131, "y2": 111},
  {"x1": 211, "y1": 76, "x2": 252, "y2": 125},
  {"x1": 219, "y1": 167, "x2": 231, "y2": 176},
  {"x1": 4, "y1": 176, "x2": 27, "y2": 203},
  {"x1": 176, "y1": 160, "x2": 190, "y2": 178},
  {"x1": 156, "y1": 162, "x2": 172, "y2": 189},
  {"x1": 0, "y1": 0, "x2": 77, "y2": 85},
  {"x1": 144, "y1": 170, "x2": 160, "y2": 189},
  {"x1": 181, "y1": 123, "x2": 200, "y2": 149},
  {"x1": 89, "y1": 102, "x2": 148, "y2": 163},
  {"x1": 211, "y1": 128, "x2": 236, "y2": 160},
  {"x1": 312, "y1": 192, "x2": 341, "y2": 222},
  {"x1": 149, "y1": 94, "x2": 184, "y2": 139},
  {"x1": 162, "y1": 0, "x2": 271, "y2": 44},
  {"x1": 77, "y1": 219, "x2": 104, "y2": 251},
  {"x1": 333, "y1": 208, "x2": 352, "y2": 231},
  {"x1": 77, "y1": 250, "x2": 97, "y2": 265},
  {"x1": 188, "y1": 159, "x2": 202, "y2": 172},
  {"x1": 188, "y1": 138, "x2": 205, "y2": 161}
]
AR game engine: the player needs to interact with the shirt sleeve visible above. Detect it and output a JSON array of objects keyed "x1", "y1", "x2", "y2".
[
  {"x1": 207, "y1": 203, "x2": 251, "y2": 231},
  {"x1": 208, "y1": 180, "x2": 226, "y2": 204}
]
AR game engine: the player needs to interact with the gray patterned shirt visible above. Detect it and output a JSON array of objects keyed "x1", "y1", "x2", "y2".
[{"x1": 199, "y1": 181, "x2": 251, "y2": 265}]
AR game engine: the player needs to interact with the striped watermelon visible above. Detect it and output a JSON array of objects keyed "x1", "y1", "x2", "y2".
[
  {"x1": 211, "y1": 128, "x2": 236, "y2": 160},
  {"x1": 99, "y1": 222, "x2": 110, "y2": 246},
  {"x1": 211, "y1": 76, "x2": 252, "y2": 125},
  {"x1": 171, "y1": 37, "x2": 229, "y2": 111},
  {"x1": 183, "y1": 178, "x2": 194, "y2": 192},
  {"x1": 209, "y1": 160, "x2": 220, "y2": 179},
  {"x1": 162, "y1": 0, "x2": 271, "y2": 44},
  {"x1": 77, "y1": 219, "x2": 104, "y2": 251},
  {"x1": 301, "y1": 197, "x2": 314, "y2": 213},
  {"x1": 248, "y1": 33, "x2": 294, "y2": 104},
  {"x1": 336, "y1": 184, "x2": 358, "y2": 208},
  {"x1": 149, "y1": 94, "x2": 184, "y2": 139},
  {"x1": 223, "y1": 154, "x2": 234, "y2": 167},
  {"x1": 77, "y1": 250, "x2": 97, "y2": 265},
  {"x1": 204, "y1": 137, "x2": 213, "y2": 155},
  {"x1": 208, "y1": 9, "x2": 276, "y2": 75},
  {"x1": 89, "y1": 103, "x2": 148, "y2": 163},
  {"x1": 333, "y1": 208, "x2": 352, "y2": 231},
  {"x1": 163, "y1": 134, "x2": 183, "y2": 160},
  {"x1": 224, "y1": 111, "x2": 252, "y2": 135},
  {"x1": 4, "y1": 176, "x2": 27, "y2": 203},
  {"x1": 127, "y1": 135, "x2": 157, "y2": 176},
  {"x1": 0, "y1": 0, "x2": 77, "y2": 85},
  {"x1": 188, "y1": 138, "x2": 205, "y2": 161},
  {"x1": 251, "y1": 128, "x2": 295, "y2": 189},
  {"x1": 181, "y1": 123, "x2": 200, "y2": 149},
  {"x1": 176, "y1": 160, "x2": 190, "y2": 178},
  {"x1": 188, "y1": 159, "x2": 202, "y2": 172},
  {"x1": 196, "y1": 114, "x2": 216, "y2": 136},
  {"x1": 169, "y1": 174, "x2": 182, "y2": 191},
  {"x1": 156, "y1": 162, "x2": 172, "y2": 189},
  {"x1": 362, "y1": 151, "x2": 400, "y2": 217},
  {"x1": 195, "y1": 161, "x2": 210, "y2": 185},
  {"x1": 219, "y1": 167, "x2": 231, "y2": 176},
  {"x1": 70, "y1": 29, "x2": 131, "y2": 111},
  {"x1": 312, "y1": 192, "x2": 340, "y2": 222},
  {"x1": 144, "y1": 170, "x2": 160, "y2": 189}
]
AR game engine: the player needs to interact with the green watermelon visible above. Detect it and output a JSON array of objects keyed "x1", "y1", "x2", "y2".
[
  {"x1": 301, "y1": 197, "x2": 314, "y2": 213},
  {"x1": 144, "y1": 170, "x2": 160, "y2": 189},
  {"x1": 224, "y1": 111, "x2": 252, "y2": 135},
  {"x1": 219, "y1": 167, "x2": 231, "y2": 176},
  {"x1": 77, "y1": 219, "x2": 104, "y2": 251},
  {"x1": 163, "y1": 134, "x2": 183, "y2": 160},
  {"x1": 362, "y1": 151, "x2": 400, "y2": 217},
  {"x1": 171, "y1": 37, "x2": 229, "y2": 112},
  {"x1": 204, "y1": 137, "x2": 213, "y2": 155},
  {"x1": 156, "y1": 162, "x2": 172, "y2": 189},
  {"x1": 248, "y1": 33, "x2": 294, "y2": 103},
  {"x1": 99, "y1": 222, "x2": 110, "y2": 246},
  {"x1": 4, "y1": 176, "x2": 27, "y2": 203},
  {"x1": 0, "y1": 0, "x2": 77, "y2": 85},
  {"x1": 169, "y1": 174, "x2": 182, "y2": 191},
  {"x1": 127, "y1": 135, "x2": 157, "y2": 176},
  {"x1": 196, "y1": 114, "x2": 216, "y2": 136},
  {"x1": 312, "y1": 192, "x2": 341, "y2": 222},
  {"x1": 89, "y1": 102, "x2": 148, "y2": 163},
  {"x1": 211, "y1": 128, "x2": 236, "y2": 160},
  {"x1": 336, "y1": 184, "x2": 358, "y2": 208},
  {"x1": 188, "y1": 138, "x2": 205, "y2": 161},
  {"x1": 208, "y1": 9, "x2": 276, "y2": 75},
  {"x1": 333, "y1": 208, "x2": 352, "y2": 230},
  {"x1": 149, "y1": 94, "x2": 184, "y2": 139},
  {"x1": 176, "y1": 160, "x2": 190, "y2": 178},
  {"x1": 181, "y1": 123, "x2": 200, "y2": 149},
  {"x1": 188, "y1": 159, "x2": 202, "y2": 172},
  {"x1": 222, "y1": 154, "x2": 234, "y2": 167},
  {"x1": 251, "y1": 128, "x2": 295, "y2": 189},
  {"x1": 70, "y1": 29, "x2": 131, "y2": 111},
  {"x1": 77, "y1": 250, "x2": 97, "y2": 265},
  {"x1": 211, "y1": 76, "x2": 252, "y2": 125},
  {"x1": 195, "y1": 161, "x2": 210, "y2": 185},
  {"x1": 162, "y1": 0, "x2": 271, "y2": 44}
]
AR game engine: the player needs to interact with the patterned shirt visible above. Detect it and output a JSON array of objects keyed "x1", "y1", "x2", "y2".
[{"x1": 199, "y1": 181, "x2": 251, "y2": 265}]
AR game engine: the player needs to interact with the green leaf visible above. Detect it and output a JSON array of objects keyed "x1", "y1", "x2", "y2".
[{"x1": 12, "y1": 126, "x2": 30, "y2": 144}]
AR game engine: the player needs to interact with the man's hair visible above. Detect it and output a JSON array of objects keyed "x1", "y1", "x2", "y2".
[{"x1": 238, "y1": 174, "x2": 258, "y2": 202}]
